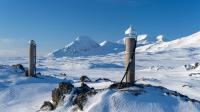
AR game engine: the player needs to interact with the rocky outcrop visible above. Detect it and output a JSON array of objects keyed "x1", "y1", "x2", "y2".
[
  {"x1": 40, "y1": 101, "x2": 55, "y2": 111},
  {"x1": 184, "y1": 62, "x2": 200, "y2": 70},
  {"x1": 12, "y1": 64, "x2": 25, "y2": 72},
  {"x1": 40, "y1": 81, "x2": 96, "y2": 111},
  {"x1": 80, "y1": 75, "x2": 92, "y2": 82}
]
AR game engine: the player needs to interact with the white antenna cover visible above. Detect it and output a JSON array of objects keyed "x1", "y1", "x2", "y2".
[
  {"x1": 125, "y1": 26, "x2": 133, "y2": 35},
  {"x1": 29, "y1": 40, "x2": 36, "y2": 45},
  {"x1": 125, "y1": 25, "x2": 137, "y2": 38}
]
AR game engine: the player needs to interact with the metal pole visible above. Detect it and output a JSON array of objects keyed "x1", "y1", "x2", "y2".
[
  {"x1": 125, "y1": 38, "x2": 136, "y2": 83},
  {"x1": 28, "y1": 40, "x2": 36, "y2": 77}
]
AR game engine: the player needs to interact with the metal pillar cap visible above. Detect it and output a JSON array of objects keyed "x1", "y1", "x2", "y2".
[{"x1": 29, "y1": 40, "x2": 36, "y2": 45}]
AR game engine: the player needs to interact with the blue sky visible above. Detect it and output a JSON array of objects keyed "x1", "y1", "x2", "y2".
[{"x1": 0, "y1": 0, "x2": 200, "y2": 56}]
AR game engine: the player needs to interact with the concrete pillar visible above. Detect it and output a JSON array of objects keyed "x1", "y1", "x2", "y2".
[
  {"x1": 125, "y1": 38, "x2": 136, "y2": 83},
  {"x1": 28, "y1": 40, "x2": 36, "y2": 76}
]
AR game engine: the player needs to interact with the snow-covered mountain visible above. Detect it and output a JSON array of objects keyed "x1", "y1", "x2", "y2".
[
  {"x1": 156, "y1": 35, "x2": 164, "y2": 43},
  {"x1": 48, "y1": 36, "x2": 100, "y2": 57},
  {"x1": 100, "y1": 40, "x2": 124, "y2": 51},
  {"x1": 48, "y1": 36, "x2": 125, "y2": 58},
  {"x1": 48, "y1": 31, "x2": 200, "y2": 58},
  {"x1": 117, "y1": 34, "x2": 149, "y2": 46},
  {"x1": 137, "y1": 31, "x2": 200, "y2": 52}
]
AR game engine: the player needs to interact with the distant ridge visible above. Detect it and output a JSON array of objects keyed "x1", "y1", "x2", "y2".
[{"x1": 48, "y1": 31, "x2": 200, "y2": 58}]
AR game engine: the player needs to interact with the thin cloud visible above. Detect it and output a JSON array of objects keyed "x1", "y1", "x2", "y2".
[
  {"x1": 0, "y1": 37, "x2": 47, "y2": 57},
  {"x1": 0, "y1": 38, "x2": 24, "y2": 57},
  {"x1": 0, "y1": 38, "x2": 15, "y2": 44}
]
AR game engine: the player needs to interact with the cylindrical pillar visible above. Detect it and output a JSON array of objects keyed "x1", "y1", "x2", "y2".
[
  {"x1": 28, "y1": 40, "x2": 36, "y2": 77},
  {"x1": 125, "y1": 38, "x2": 136, "y2": 83}
]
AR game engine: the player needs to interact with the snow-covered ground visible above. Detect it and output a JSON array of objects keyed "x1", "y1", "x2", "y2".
[{"x1": 1, "y1": 31, "x2": 200, "y2": 112}]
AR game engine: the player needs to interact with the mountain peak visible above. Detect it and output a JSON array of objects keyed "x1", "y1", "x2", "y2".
[
  {"x1": 156, "y1": 35, "x2": 164, "y2": 43},
  {"x1": 48, "y1": 36, "x2": 100, "y2": 57},
  {"x1": 66, "y1": 36, "x2": 100, "y2": 48}
]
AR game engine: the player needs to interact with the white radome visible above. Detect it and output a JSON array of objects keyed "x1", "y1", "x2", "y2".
[{"x1": 125, "y1": 25, "x2": 137, "y2": 38}]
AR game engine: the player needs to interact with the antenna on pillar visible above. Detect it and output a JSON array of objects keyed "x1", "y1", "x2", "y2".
[{"x1": 123, "y1": 25, "x2": 137, "y2": 83}]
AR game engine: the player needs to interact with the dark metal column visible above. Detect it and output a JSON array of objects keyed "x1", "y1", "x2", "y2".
[
  {"x1": 29, "y1": 40, "x2": 36, "y2": 77},
  {"x1": 125, "y1": 38, "x2": 136, "y2": 83}
]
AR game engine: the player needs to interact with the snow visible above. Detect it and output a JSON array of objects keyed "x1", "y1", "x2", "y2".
[
  {"x1": 156, "y1": 35, "x2": 164, "y2": 43},
  {"x1": 49, "y1": 37, "x2": 125, "y2": 58},
  {"x1": 137, "y1": 31, "x2": 200, "y2": 52},
  {"x1": 1, "y1": 31, "x2": 200, "y2": 111},
  {"x1": 83, "y1": 87, "x2": 200, "y2": 112},
  {"x1": 100, "y1": 41, "x2": 125, "y2": 52},
  {"x1": 117, "y1": 34, "x2": 148, "y2": 46},
  {"x1": 125, "y1": 26, "x2": 134, "y2": 35}
]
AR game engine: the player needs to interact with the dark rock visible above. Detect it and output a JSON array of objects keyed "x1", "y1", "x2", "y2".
[
  {"x1": 185, "y1": 62, "x2": 200, "y2": 70},
  {"x1": 194, "y1": 62, "x2": 200, "y2": 69},
  {"x1": 73, "y1": 90, "x2": 97, "y2": 110},
  {"x1": 60, "y1": 73, "x2": 67, "y2": 76},
  {"x1": 24, "y1": 70, "x2": 28, "y2": 76},
  {"x1": 40, "y1": 101, "x2": 55, "y2": 111},
  {"x1": 58, "y1": 82, "x2": 74, "y2": 94},
  {"x1": 52, "y1": 88, "x2": 62, "y2": 105},
  {"x1": 80, "y1": 75, "x2": 91, "y2": 82},
  {"x1": 73, "y1": 93, "x2": 87, "y2": 110},
  {"x1": 80, "y1": 83, "x2": 92, "y2": 92},
  {"x1": 95, "y1": 78, "x2": 113, "y2": 82},
  {"x1": 71, "y1": 83, "x2": 97, "y2": 110},
  {"x1": 109, "y1": 82, "x2": 135, "y2": 89},
  {"x1": 189, "y1": 73, "x2": 200, "y2": 77},
  {"x1": 182, "y1": 85, "x2": 192, "y2": 88},
  {"x1": 165, "y1": 91, "x2": 170, "y2": 95},
  {"x1": 36, "y1": 72, "x2": 41, "y2": 76},
  {"x1": 12, "y1": 64, "x2": 25, "y2": 72},
  {"x1": 52, "y1": 82, "x2": 74, "y2": 106},
  {"x1": 73, "y1": 83, "x2": 93, "y2": 95},
  {"x1": 191, "y1": 99, "x2": 197, "y2": 103}
]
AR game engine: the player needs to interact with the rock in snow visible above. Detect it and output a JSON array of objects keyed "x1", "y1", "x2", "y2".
[{"x1": 54, "y1": 83, "x2": 200, "y2": 112}]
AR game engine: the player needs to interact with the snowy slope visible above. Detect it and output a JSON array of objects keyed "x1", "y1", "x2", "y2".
[
  {"x1": 53, "y1": 84, "x2": 200, "y2": 112},
  {"x1": 100, "y1": 40, "x2": 125, "y2": 52},
  {"x1": 1, "y1": 31, "x2": 200, "y2": 112},
  {"x1": 82, "y1": 87, "x2": 200, "y2": 112},
  {"x1": 0, "y1": 65, "x2": 60, "y2": 112},
  {"x1": 1, "y1": 46, "x2": 200, "y2": 111},
  {"x1": 137, "y1": 31, "x2": 200, "y2": 52}
]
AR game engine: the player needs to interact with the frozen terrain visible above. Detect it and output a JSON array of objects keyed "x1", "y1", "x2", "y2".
[{"x1": 0, "y1": 31, "x2": 200, "y2": 112}]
